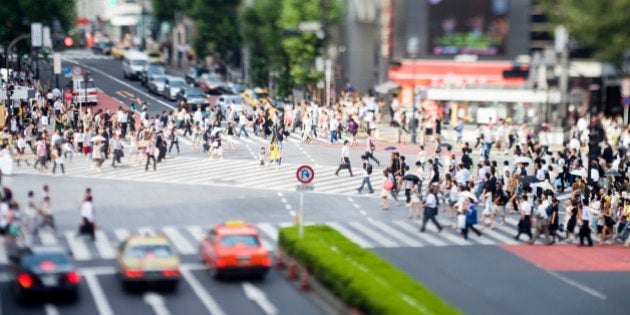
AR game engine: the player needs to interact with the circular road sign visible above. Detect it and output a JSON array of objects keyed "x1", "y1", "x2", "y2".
[
  {"x1": 296, "y1": 165, "x2": 315, "y2": 184},
  {"x1": 72, "y1": 66, "x2": 83, "y2": 77}
]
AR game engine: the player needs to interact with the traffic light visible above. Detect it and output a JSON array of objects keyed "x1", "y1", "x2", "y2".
[{"x1": 64, "y1": 36, "x2": 74, "y2": 47}]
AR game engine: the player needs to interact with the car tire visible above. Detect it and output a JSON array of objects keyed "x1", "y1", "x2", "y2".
[{"x1": 209, "y1": 264, "x2": 221, "y2": 279}]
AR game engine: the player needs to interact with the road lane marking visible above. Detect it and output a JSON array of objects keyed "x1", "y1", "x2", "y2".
[
  {"x1": 64, "y1": 231, "x2": 91, "y2": 261},
  {"x1": 179, "y1": 268, "x2": 227, "y2": 315},
  {"x1": 83, "y1": 271, "x2": 115, "y2": 315},
  {"x1": 144, "y1": 292, "x2": 171, "y2": 315},
  {"x1": 162, "y1": 226, "x2": 196, "y2": 255},
  {"x1": 256, "y1": 223, "x2": 278, "y2": 242},
  {"x1": 44, "y1": 304, "x2": 59, "y2": 315},
  {"x1": 369, "y1": 221, "x2": 423, "y2": 247},
  {"x1": 243, "y1": 282, "x2": 278, "y2": 315},
  {"x1": 39, "y1": 230, "x2": 58, "y2": 245},
  {"x1": 186, "y1": 226, "x2": 206, "y2": 243},
  {"x1": 542, "y1": 269, "x2": 607, "y2": 300},
  {"x1": 392, "y1": 220, "x2": 449, "y2": 247},
  {"x1": 113, "y1": 228, "x2": 130, "y2": 242}
]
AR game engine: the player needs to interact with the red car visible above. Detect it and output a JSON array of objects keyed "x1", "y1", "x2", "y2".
[{"x1": 200, "y1": 221, "x2": 271, "y2": 279}]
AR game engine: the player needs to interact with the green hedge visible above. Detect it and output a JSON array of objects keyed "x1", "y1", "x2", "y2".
[{"x1": 278, "y1": 225, "x2": 461, "y2": 315}]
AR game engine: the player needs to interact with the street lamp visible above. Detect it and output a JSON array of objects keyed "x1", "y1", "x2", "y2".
[{"x1": 406, "y1": 37, "x2": 419, "y2": 144}]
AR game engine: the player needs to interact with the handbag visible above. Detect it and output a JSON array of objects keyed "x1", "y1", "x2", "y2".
[
  {"x1": 383, "y1": 179, "x2": 394, "y2": 191},
  {"x1": 457, "y1": 214, "x2": 466, "y2": 230}
]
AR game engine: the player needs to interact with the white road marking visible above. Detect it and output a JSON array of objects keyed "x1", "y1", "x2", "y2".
[
  {"x1": 186, "y1": 226, "x2": 206, "y2": 243},
  {"x1": 179, "y1": 268, "x2": 227, "y2": 315},
  {"x1": 39, "y1": 230, "x2": 58, "y2": 245},
  {"x1": 64, "y1": 231, "x2": 91, "y2": 261},
  {"x1": 83, "y1": 271, "x2": 115, "y2": 315},
  {"x1": 392, "y1": 220, "x2": 449, "y2": 247},
  {"x1": 94, "y1": 230, "x2": 117, "y2": 259},
  {"x1": 162, "y1": 226, "x2": 196, "y2": 255},
  {"x1": 143, "y1": 292, "x2": 171, "y2": 315},
  {"x1": 243, "y1": 282, "x2": 278, "y2": 315},
  {"x1": 44, "y1": 304, "x2": 59, "y2": 315},
  {"x1": 256, "y1": 223, "x2": 279, "y2": 242},
  {"x1": 326, "y1": 222, "x2": 373, "y2": 248},
  {"x1": 0, "y1": 238, "x2": 7, "y2": 264},
  {"x1": 348, "y1": 222, "x2": 398, "y2": 247},
  {"x1": 543, "y1": 269, "x2": 607, "y2": 300},
  {"x1": 113, "y1": 228, "x2": 130, "y2": 242},
  {"x1": 369, "y1": 221, "x2": 423, "y2": 247}
]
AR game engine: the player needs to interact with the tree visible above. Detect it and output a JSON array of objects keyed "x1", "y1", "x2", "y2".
[
  {"x1": 537, "y1": 0, "x2": 630, "y2": 63},
  {"x1": 151, "y1": 0, "x2": 192, "y2": 24},
  {"x1": 0, "y1": 0, "x2": 76, "y2": 49},
  {"x1": 189, "y1": 0, "x2": 241, "y2": 66}
]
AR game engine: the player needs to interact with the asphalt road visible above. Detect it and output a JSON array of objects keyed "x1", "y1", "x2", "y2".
[{"x1": 1, "y1": 49, "x2": 626, "y2": 315}]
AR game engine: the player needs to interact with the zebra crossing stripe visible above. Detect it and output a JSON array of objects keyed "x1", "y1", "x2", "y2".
[
  {"x1": 256, "y1": 223, "x2": 278, "y2": 242},
  {"x1": 94, "y1": 230, "x2": 117, "y2": 259},
  {"x1": 391, "y1": 220, "x2": 450, "y2": 247},
  {"x1": 369, "y1": 221, "x2": 424, "y2": 247},
  {"x1": 162, "y1": 226, "x2": 196, "y2": 255},
  {"x1": 482, "y1": 226, "x2": 520, "y2": 245},
  {"x1": 326, "y1": 222, "x2": 373, "y2": 248},
  {"x1": 435, "y1": 228, "x2": 471, "y2": 246},
  {"x1": 137, "y1": 227, "x2": 157, "y2": 236},
  {"x1": 64, "y1": 231, "x2": 91, "y2": 261},
  {"x1": 348, "y1": 221, "x2": 398, "y2": 248},
  {"x1": 39, "y1": 230, "x2": 59, "y2": 245},
  {"x1": 113, "y1": 228, "x2": 130, "y2": 242},
  {"x1": 186, "y1": 226, "x2": 206, "y2": 243},
  {"x1": 0, "y1": 237, "x2": 7, "y2": 264}
]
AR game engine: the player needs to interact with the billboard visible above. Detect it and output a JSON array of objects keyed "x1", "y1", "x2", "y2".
[{"x1": 427, "y1": 0, "x2": 510, "y2": 56}]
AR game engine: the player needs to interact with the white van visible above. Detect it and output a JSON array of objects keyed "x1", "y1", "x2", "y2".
[
  {"x1": 215, "y1": 95, "x2": 249, "y2": 115},
  {"x1": 122, "y1": 51, "x2": 148, "y2": 80},
  {"x1": 71, "y1": 78, "x2": 97, "y2": 105}
]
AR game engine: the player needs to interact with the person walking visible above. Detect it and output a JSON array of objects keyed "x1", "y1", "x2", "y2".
[
  {"x1": 529, "y1": 199, "x2": 553, "y2": 245},
  {"x1": 408, "y1": 185, "x2": 422, "y2": 219},
  {"x1": 168, "y1": 128, "x2": 180, "y2": 154},
  {"x1": 578, "y1": 199, "x2": 594, "y2": 247},
  {"x1": 144, "y1": 135, "x2": 157, "y2": 171},
  {"x1": 461, "y1": 197, "x2": 483, "y2": 240},
  {"x1": 267, "y1": 136, "x2": 280, "y2": 169},
  {"x1": 357, "y1": 155, "x2": 374, "y2": 194},
  {"x1": 365, "y1": 131, "x2": 380, "y2": 166},
  {"x1": 334, "y1": 140, "x2": 353, "y2": 177},
  {"x1": 419, "y1": 185, "x2": 443, "y2": 233},
  {"x1": 77, "y1": 195, "x2": 96, "y2": 241},
  {"x1": 514, "y1": 195, "x2": 533, "y2": 241},
  {"x1": 380, "y1": 169, "x2": 393, "y2": 210},
  {"x1": 34, "y1": 196, "x2": 58, "y2": 238},
  {"x1": 51, "y1": 146, "x2": 65, "y2": 175},
  {"x1": 110, "y1": 134, "x2": 124, "y2": 168}
]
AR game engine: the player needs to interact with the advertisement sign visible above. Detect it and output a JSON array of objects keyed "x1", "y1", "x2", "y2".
[
  {"x1": 427, "y1": 0, "x2": 509, "y2": 56},
  {"x1": 31, "y1": 23, "x2": 42, "y2": 47}
]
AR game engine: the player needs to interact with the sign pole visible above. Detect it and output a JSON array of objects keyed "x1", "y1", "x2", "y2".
[
  {"x1": 299, "y1": 192, "x2": 304, "y2": 239},
  {"x1": 625, "y1": 106, "x2": 628, "y2": 126}
]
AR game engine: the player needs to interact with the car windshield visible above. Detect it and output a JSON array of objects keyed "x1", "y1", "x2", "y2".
[
  {"x1": 187, "y1": 88, "x2": 204, "y2": 97},
  {"x1": 202, "y1": 73, "x2": 225, "y2": 82},
  {"x1": 170, "y1": 80, "x2": 185, "y2": 88},
  {"x1": 126, "y1": 244, "x2": 173, "y2": 258},
  {"x1": 24, "y1": 252, "x2": 71, "y2": 267},
  {"x1": 78, "y1": 81, "x2": 96, "y2": 89},
  {"x1": 131, "y1": 60, "x2": 146, "y2": 66},
  {"x1": 147, "y1": 67, "x2": 165, "y2": 75},
  {"x1": 153, "y1": 77, "x2": 166, "y2": 83},
  {"x1": 219, "y1": 235, "x2": 260, "y2": 247}
]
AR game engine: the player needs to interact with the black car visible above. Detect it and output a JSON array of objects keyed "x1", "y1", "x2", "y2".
[
  {"x1": 8, "y1": 246, "x2": 81, "y2": 302},
  {"x1": 91, "y1": 41, "x2": 113, "y2": 55}
]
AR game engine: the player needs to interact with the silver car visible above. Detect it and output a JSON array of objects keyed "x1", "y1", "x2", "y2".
[
  {"x1": 147, "y1": 75, "x2": 167, "y2": 95},
  {"x1": 163, "y1": 77, "x2": 187, "y2": 101}
]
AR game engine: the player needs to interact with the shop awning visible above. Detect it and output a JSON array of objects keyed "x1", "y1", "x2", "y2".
[
  {"x1": 425, "y1": 88, "x2": 560, "y2": 103},
  {"x1": 109, "y1": 15, "x2": 138, "y2": 26}
]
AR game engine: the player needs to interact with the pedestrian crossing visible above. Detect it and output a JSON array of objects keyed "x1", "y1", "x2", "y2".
[
  {"x1": 15, "y1": 154, "x2": 383, "y2": 196},
  {"x1": 60, "y1": 49, "x2": 113, "y2": 61},
  {"x1": 0, "y1": 219, "x2": 539, "y2": 264}
]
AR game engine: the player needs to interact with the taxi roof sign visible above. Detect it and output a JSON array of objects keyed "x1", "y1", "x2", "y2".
[{"x1": 225, "y1": 221, "x2": 245, "y2": 228}]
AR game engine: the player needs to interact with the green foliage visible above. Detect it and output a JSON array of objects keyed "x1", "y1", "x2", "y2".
[
  {"x1": 278, "y1": 225, "x2": 461, "y2": 315},
  {"x1": 189, "y1": 0, "x2": 241, "y2": 66},
  {"x1": 0, "y1": 0, "x2": 76, "y2": 47},
  {"x1": 537, "y1": 0, "x2": 630, "y2": 63},
  {"x1": 151, "y1": 0, "x2": 184, "y2": 24}
]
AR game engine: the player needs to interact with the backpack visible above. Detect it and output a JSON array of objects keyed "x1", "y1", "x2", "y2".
[{"x1": 366, "y1": 163, "x2": 373, "y2": 175}]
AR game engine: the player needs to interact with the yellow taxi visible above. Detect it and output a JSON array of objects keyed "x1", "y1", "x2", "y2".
[
  {"x1": 111, "y1": 45, "x2": 129, "y2": 60},
  {"x1": 242, "y1": 88, "x2": 269, "y2": 107},
  {"x1": 200, "y1": 221, "x2": 271, "y2": 279},
  {"x1": 116, "y1": 233, "x2": 180, "y2": 290}
]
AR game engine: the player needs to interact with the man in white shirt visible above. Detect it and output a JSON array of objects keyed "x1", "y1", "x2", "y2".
[
  {"x1": 334, "y1": 140, "x2": 353, "y2": 177},
  {"x1": 455, "y1": 164, "x2": 469, "y2": 187},
  {"x1": 420, "y1": 185, "x2": 443, "y2": 233},
  {"x1": 528, "y1": 198, "x2": 553, "y2": 245},
  {"x1": 578, "y1": 199, "x2": 594, "y2": 246},
  {"x1": 79, "y1": 195, "x2": 95, "y2": 241}
]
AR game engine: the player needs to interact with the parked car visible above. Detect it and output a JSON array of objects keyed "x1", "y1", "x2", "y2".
[
  {"x1": 116, "y1": 233, "x2": 180, "y2": 290},
  {"x1": 140, "y1": 62, "x2": 166, "y2": 87},
  {"x1": 242, "y1": 88, "x2": 270, "y2": 107},
  {"x1": 185, "y1": 67, "x2": 208, "y2": 85},
  {"x1": 199, "y1": 221, "x2": 271, "y2": 279},
  {"x1": 216, "y1": 95, "x2": 249, "y2": 116},
  {"x1": 147, "y1": 74, "x2": 167, "y2": 95},
  {"x1": 122, "y1": 51, "x2": 148, "y2": 80},
  {"x1": 8, "y1": 245, "x2": 81, "y2": 302},
  {"x1": 176, "y1": 87, "x2": 210, "y2": 109},
  {"x1": 91, "y1": 41, "x2": 113, "y2": 55},
  {"x1": 162, "y1": 77, "x2": 187, "y2": 101}
]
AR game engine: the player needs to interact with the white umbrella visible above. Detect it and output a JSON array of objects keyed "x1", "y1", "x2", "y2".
[
  {"x1": 570, "y1": 169, "x2": 587, "y2": 178},
  {"x1": 515, "y1": 156, "x2": 532, "y2": 164},
  {"x1": 458, "y1": 191, "x2": 478, "y2": 203},
  {"x1": 530, "y1": 181, "x2": 556, "y2": 192},
  {"x1": 91, "y1": 135, "x2": 106, "y2": 142},
  {"x1": 211, "y1": 127, "x2": 225, "y2": 136}
]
